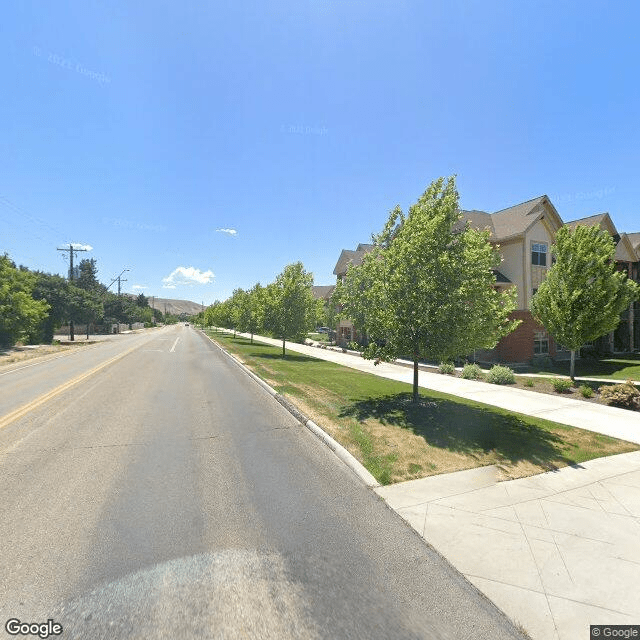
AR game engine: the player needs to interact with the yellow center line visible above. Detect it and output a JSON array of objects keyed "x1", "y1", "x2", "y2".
[{"x1": 0, "y1": 342, "x2": 142, "y2": 431}]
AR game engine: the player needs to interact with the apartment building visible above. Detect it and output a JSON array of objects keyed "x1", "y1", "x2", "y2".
[{"x1": 333, "y1": 196, "x2": 639, "y2": 363}]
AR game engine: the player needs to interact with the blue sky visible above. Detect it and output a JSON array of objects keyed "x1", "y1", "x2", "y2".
[{"x1": 2, "y1": 0, "x2": 639, "y2": 304}]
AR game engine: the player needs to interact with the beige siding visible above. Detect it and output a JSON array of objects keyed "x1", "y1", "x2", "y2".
[
  {"x1": 524, "y1": 219, "x2": 555, "y2": 309},
  {"x1": 498, "y1": 241, "x2": 525, "y2": 308}
]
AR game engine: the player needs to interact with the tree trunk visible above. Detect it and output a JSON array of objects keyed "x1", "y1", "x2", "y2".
[
  {"x1": 70, "y1": 319, "x2": 75, "y2": 342},
  {"x1": 250, "y1": 332, "x2": 253, "y2": 344},
  {"x1": 413, "y1": 350, "x2": 419, "y2": 404},
  {"x1": 570, "y1": 349, "x2": 576, "y2": 381},
  {"x1": 282, "y1": 337, "x2": 286, "y2": 358}
]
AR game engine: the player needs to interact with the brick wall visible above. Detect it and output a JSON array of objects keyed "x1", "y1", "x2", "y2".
[{"x1": 495, "y1": 311, "x2": 556, "y2": 362}]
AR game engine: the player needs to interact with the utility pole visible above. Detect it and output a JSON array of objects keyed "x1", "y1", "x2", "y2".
[
  {"x1": 105, "y1": 268, "x2": 129, "y2": 332},
  {"x1": 117, "y1": 272, "x2": 128, "y2": 296},
  {"x1": 57, "y1": 243, "x2": 89, "y2": 341}
]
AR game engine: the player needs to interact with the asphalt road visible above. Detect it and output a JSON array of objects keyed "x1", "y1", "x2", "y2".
[{"x1": 0, "y1": 325, "x2": 526, "y2": 639}]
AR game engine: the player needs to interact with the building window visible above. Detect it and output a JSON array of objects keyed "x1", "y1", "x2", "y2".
[
  {"x1": 534, "y1": 331, "x2": 549, "y2": 354},
  {"x1": 532, "y1": 243, "x2": 547, "y2": 266}
]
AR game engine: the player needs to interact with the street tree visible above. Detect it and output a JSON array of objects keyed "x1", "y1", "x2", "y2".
[
  {"x1": 68, "y1": 284, "x2": 104, "y2": 336},
  {"x1": 228, "y1": 288, "x2": 247, "y2": 337},
  {"x1": 0, "y1": 254, "x2": 49, "y2": 347},
  {"x1": 531, "y1": 225, "x2": 639, "y2": 380},
  {"x1": 30, "y1": 272, "x2": 71, "y2": 343},
  {"x1": 135, "y1": 292, "x2": 149, "y2": 308},
  {"x1": 337, "y1": 176, "x2": 519, "y2": 403},
  {"x1": 76, "y1": 258, "x2": 103, "y2": 293},
  {"x1": 263, "y1": 262, "x2": 316, "y2": 357},
  {"x1": 237, "y1": 283, "x2": 265, "y2": 343}
]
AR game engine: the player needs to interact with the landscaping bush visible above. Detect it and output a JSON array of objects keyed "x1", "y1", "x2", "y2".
[
  {"x1": 552, "y1": 378, "x2": 573, "y2": 393},
  {"x1": 439, "y1": 362, "x2": 455, "y2": 375},
  {"x1": 579, "y1": 385, "x2": 594, "y2": 398},
  {"x1": 599, "y1": 380, "x2": 640, "y2": 409},
  {"x1": 486, "y1": 365, "x2": 515, "y2": 385},
  {"x1": 461, "y1": 363, "x2": 483, "y2": 380},
  {"x1": 524, "y1": 379, "x2": 535, "y2": 387}
]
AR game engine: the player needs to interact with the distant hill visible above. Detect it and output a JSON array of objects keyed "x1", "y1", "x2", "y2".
[
  {"x1": 124, "y1": 294, "x2": 204, "y2": 317},
  {"x1": 150, "y1": 297, "x2": 205, "y2": 317}
]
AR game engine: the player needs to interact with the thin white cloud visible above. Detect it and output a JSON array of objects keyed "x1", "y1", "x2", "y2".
[
  {"x1": 132, "y1": 284, "x2": 147, "y2": 291},
  {"x1": 162, "y1": 266, "x2": 215, "y2": 288},
  {"x1": 216, "y1": 228, "x2": 237, "y2": 236},
  {"x1": 61, "y1": 242, "x2": 93, "y2": 251}
]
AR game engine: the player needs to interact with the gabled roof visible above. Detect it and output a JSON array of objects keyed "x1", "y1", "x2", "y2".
[
  {"x1": 458, "y1": 195, "x2": 562, "y2": 242},
  {"x1": 564, "y1": 212, "x2": 618, "y2": 236},
  {"x1": 312, "y1": 285, "x2": 335, "y2": 300},
  {"x1": 333, "y1": 244, "x2": 375, "y2": 275},
  {"x1": 626, "y1": 232, "x2": 640, "y2": 253},
  {"x1": 614, "y1": 233, "x2": 638, "y2": 263},
  {"x1": 333, "y1": 249, "x2": 356, "y2": 275},
  {"x1": 456, "y1": 210, "x2": 494, "y2": 235},
  {"x1": 490, "y1": 195, "x2": 550, "y2": 241}
]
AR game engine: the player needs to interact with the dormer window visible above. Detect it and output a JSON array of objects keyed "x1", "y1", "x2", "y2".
[{"x1": 532, "y1": 243, "x2": 547, "y2": 266}]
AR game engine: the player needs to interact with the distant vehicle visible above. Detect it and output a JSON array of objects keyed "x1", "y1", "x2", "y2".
[
  {"x1": 316, "y1": 327, "x2": 330, "y2": 333},
  {"x1": 185, "y1": 322, "x2": 189, "y2": 326}
]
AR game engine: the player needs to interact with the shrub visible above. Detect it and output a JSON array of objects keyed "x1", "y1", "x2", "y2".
[
  {"x1": 439, "y1": 362, "x2": 455, "y2": 375},
  {"x1": 461, "y1": 363, "x2": 483, "y2": 380},
  {"x1": 579, "y1": 385, "x2": 594, "y2": 398},
  {"x1": 599, "y1": 380, "x2": 640, "y2": 409},
  {"x1": 524, "y1": 379, "x2": 535, "y2": 387},
  {"x1": 486, "y1": 365, "x2": 515, "y2": 385},
  {"x1": 552, "y1": 378, "x2": 573, "y2": 393}
]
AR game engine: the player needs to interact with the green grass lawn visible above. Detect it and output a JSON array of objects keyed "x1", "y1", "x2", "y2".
[
  {"x1": 206, "y1": 329, "x2": 638, "y2": 485},
  {"x1": 307, "y1": 332, "x2": 330, "y2": 343},
  {"x1": 529, "y1": 354, "x2": 640, "y2": 380}
]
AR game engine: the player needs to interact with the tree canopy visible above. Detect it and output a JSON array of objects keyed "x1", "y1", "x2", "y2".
[
  {"x1": 262, "y1": 262, "x2": 316, "y2": 356},
  {"x1": 0, "y1": 254, "x2": 50, "y2": 347},
  {"x1": 531, "y1": 225, "x2": 639, "y2": 379},
  {"x1": 335, "y1": 176, "x2": 520, "y2": 402}
]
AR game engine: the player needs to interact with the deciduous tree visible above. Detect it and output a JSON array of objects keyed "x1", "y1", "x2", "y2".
[
  {"x1": 263, "y1": 262, "x2": 316, "y2": 357},
  {"x1": 337, "y1": 177, "x2": 519, "y2": 402},
  {"x1": 0, "y1": 254, "x2": 49, "y2": 347},
  {"x1": 531, "y1": 225, "x2": 639, "y2": 379}
]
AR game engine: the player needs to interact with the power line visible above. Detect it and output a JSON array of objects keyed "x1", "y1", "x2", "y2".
[
  {"x1": 105, "y1": 268, "x2": 130, "y2": 297},
  {"x1": 1, "y1": 196, "x2": 63, "y2": 238}
]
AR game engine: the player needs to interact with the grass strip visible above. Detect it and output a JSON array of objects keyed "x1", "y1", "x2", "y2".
[
  {"x1": 528, "y1": 354, "x2": 640, "y2": 381},
  {"x1": 207, "y1": 330, "x2": 639, "y2": 485}
]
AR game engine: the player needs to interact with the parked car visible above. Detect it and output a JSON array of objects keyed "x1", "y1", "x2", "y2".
[{"x1": 316, "y1": 327, "x2": 330, "y2": 333}]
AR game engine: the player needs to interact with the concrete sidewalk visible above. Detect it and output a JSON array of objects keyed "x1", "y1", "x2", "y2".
[
  {"x1": 216, "y1": 329, "x2": 640, "y2": 445},
  {"x1": 377, "y1": 454, "x2": 640, "y2": 639}
]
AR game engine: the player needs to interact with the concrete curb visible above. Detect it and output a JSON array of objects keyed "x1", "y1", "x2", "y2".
[{"x1": 201, "y1": 330, "x2": 380, "y2": 488}]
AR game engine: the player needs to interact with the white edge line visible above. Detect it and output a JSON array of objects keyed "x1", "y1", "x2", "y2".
[
  {"x1": 201, "y1": 330, "x2": 379, "y2": 488},
  {"x1": 169, "y1": 337, "x2": 180, "y2": 353}
]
